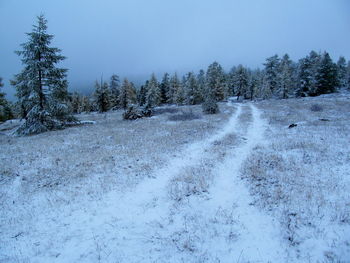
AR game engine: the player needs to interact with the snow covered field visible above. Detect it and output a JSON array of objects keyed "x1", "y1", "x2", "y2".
[{"x1": 1, "y1": 95, "x2": 349, "y2": 262}]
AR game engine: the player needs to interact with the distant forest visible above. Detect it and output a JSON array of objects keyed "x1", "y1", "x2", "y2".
[{"x1": 1, "y1": 15, "x2": 350, "y2": 134}]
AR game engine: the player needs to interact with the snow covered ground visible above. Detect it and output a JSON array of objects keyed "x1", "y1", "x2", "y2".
[{"x1": 0, "y1": 95, "x2": 349, "y2": 262}]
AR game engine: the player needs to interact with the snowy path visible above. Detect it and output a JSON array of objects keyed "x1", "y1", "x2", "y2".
[
  {"x1": 201, "y1": 104, "x2": 288, "y2": 262},
  {"x1": 11, "y1": 103, "x2": 288, "y2": 262}
]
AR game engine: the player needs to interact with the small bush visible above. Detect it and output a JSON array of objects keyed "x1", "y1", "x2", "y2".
[
  {"x1": 310, "y1": 104, "x2": 323, "y2": 112},
  {"x1": 202, "y1": 99, "x2": 219, "y2": 114},
  {"x1": 123, "y1": 105, "x2": 152, "y2": 120},
  {"x1": 168, "y1": 110, "x2": 201, "y2": 121}
]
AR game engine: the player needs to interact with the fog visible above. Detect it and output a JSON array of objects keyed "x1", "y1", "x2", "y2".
[{"x1": 1, "y1": 0, "x2": 349, "y2": 100}]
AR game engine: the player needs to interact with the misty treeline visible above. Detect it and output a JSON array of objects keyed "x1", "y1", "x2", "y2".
[
  {"x1": 2, "y1": 15, "x2": 350, "y2": 134},
  {"x1": 68, "y1": 51, "x2": 350, "y2": 115}
]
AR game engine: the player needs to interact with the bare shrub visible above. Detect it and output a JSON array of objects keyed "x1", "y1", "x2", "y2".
[{"x1": 123, "y1": 105, "x2": 152, "y2": 120}]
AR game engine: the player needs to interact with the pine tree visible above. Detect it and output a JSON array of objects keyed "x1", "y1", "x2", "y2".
[
  {"x1": 315, "y1": 52, "x2": 339, "y2": 95},
  {"x1": 109, "y1": 74, "x2": 120, "y2": 109},
  {"x1": 167, "y1": 73, "x2": 181, "y2": 104},
  {"x1": 119, "y1": 78, "x2": 136, "y2": 109},
  {"x1": 263, "y1": 55, "x2": 280, "y2": 97},
  {"x1": 234, "y1": 65, "x2": 249, "y2": 100},
  {"x1": 138, "y1": 81, "x2": 148, "y2": 106},
  {"x1": 11, "y1": 15, "x2": 73, "y2": 135},
  {"x1": 174, "y1": 76, "x2": 186, "y2": 105},
  {"x1": 202, "y1": 80, "x2": 219, "y2": 114},
  {"x1": 145, "y1": 73, "x2": 160, "y2": 108},
  {"x1": 277, "y1": 54, "x2": 293, "y2": 99},
  {"x1": 94, "y1": 79, "x2": 110, "y2": 112},
  {"x1": 159, "y1": 73, "x2": 170, "y2": 104},
  {"x1": 227, "y1": 66, "x2": 237, "y2": 97},
  {"x1": 184, "y1": 72, "x2": 200, "y2": 105},
  {"x1": 81, "y1": 96, "x2": 92, "y2": 113},
  {"x1": 70, "y1": 92, "x2": 82, "y2": 114},
  {"x1": 247, "y1": 69, "x2": 261, "y2": 100},
  {"x1": 0, "y1": 77, "x2": 13, "y2": 122},
  {"x1": 196, "y1": 69, "x2": 206, "y2": 102},
  {"x1": 206, "y1": 62, "x2": 226, "y2": 101},
  {"x1": 337, "y1": 56, "x2": 347, "y2": 89},
  {"x1": 296, "y1": 56, "x2": 313, "y2": 97},
  {"x1": 308, "y1": 51, "x2": 322, "y2": 95},
  {"x1": 347, "y1": 61, "x2": 350, "y2": 90}
]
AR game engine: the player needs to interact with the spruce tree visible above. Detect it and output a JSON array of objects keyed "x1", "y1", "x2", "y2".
[
  {"x1": 119, "y1": 78, "x2": 136, "y2": 109},
  {"x1": 167, "y1": 73, "x2": 181, "y2": 104},
  {"x1": 247, "y1": 69, "x2": 261, "y2": 100},
  {"x1": 263, "y1": 55, "x2": 280, "y2": 97},
  {"x1": 196, "y1": 69, "x2": 206, "y2": 102},
  {"x1": 145, "y1": 73, "x2": 160, "y2": 109},
  {"x1": 175, "y1": 76, "x2": 186, "y2": 105},
  {"x1": 296, "y1": 56, "x2": 313, "y2": 97},
  {"x1": 138, "y1": 81, "x2": 148, "y2": 106},
  {"x1": 94, "y1": 79, "x2": 110, "y2": 112},
  {"x1": 347, "y1": 61, "x2": 350, "y2": 90},
  {"x1": 206, "y1": 62, "x2": 226, "y2": 101},
  {"x1": 227, "y1": 66, "x2": 237, "y2": 97},
  {"x1": 184, "y1": 72, "x2": 200, "y2": 105},
  {"x1": 159, "y1": 73, "x2": 170, "y2": 104},
  {"x1": 81, "y1": 96, "x2": 92, "y2": 113},
  {"x1": 315, "y1": 52, "x2": 339, "y2": 95},
  {"x1": 109, "y1": 74, "x2": 120, "y2": 109},
  {"x1": 277, "y1": 54, "x2": 293, "y2": 99},
  {"x1": 11, "y1": 15, "x2": 73, "y2": 135},
  {"x1": 337, "y1": 56, "x2": 347, "y2": 89},
  {"x1": 234, "y1": 65, "x2": 249, "y2": 100},
  {"x1": 202, "y1": 81, "x2": 219, "y2": 114},
  {"x1": 70, "y1": 92, "x2": 82, "y2": 114},
  {"x1": 0, "y1": 77, "x2": 13, "y2": 122}
]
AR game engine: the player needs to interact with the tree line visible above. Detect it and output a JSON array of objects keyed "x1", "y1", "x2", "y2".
[{"x1": 1, "y1": 15, "x2": 350, "y2": 134}]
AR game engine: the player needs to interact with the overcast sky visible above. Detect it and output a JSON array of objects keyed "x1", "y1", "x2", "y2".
[{"x1": 1, "y1": 0, "x2": 349, "y2": 100}]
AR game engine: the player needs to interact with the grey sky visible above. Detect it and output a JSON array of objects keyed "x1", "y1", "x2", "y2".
[{"x1": 1, "y1": 0, "x2": 349, "y2": 100}]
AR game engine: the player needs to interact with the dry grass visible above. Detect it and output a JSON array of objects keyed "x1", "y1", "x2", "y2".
[{"x1": 241, "y1": 92, "x2": 350, "y2": 261}]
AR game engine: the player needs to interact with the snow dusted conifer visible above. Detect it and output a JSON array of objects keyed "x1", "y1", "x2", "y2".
[
  {"x1": 196, "y1": 69, "x2": 206, "y2": 102},
  {"x1": 227, "y1": 66, "x2": 237, "y2": 97},
  {"x1": 119, "y1": 78, "x2": 136, "y2": 109},
  {"x1": 202, "y1": 82, "x2": 219, "y2": 114},
  {"x1": 315, "y1": 52, "x2": 339, "y2": 95},
  {"x1": 184, "y1": 72, "x2": 200, "y2": 105},
  {"x1": 263, "y1": 55, "x2": 280, "y2": 97},
  {"x1": 81, "y1": 96, "x2": 92, "y2": 113},
  {"x1": 247, "y1": 69, "x2": 261, "y2": 100},
  {"x1": 0, "y1": 77, "x2": 13, "y2": 122},
  {"x1": 160, "y1": 73, "x2": 170, "y2": 104},
  {"x1": 94, "y1": 79, "x2": 110, "y2": 112},
  {"x1": 167, "y1": 74, "x2": 177, "y2": 104},
  {"x1": 337, "y1": 56, "x2": 347, "y2": 89},
  {"x1": 347, "y1": 61, "x2": 350, "y2": 90},
  {"x1": 70, "y1": 92, "x2": 82, "y2": 114},
  {"x1": 145, "y1": 73, "x2": 160, "y2": 109},
  {"x1": 109, "y1": 74, "x2": 120, "y2": 109},
  {"x1": 11, "y1": 15, "x2": 73, "y2": 135},
  {"x1": 296, "y1": 56, "x2": 313, "y2": 97},
  {"x1": 277, "y1": 54, "x2": 293, "y2": 99},
  {"x1": 206, "y1": 62, "x2": 226, "y2": 101},
  {"x1": 234, "y1": 65, "x2": 249, "y2": 100},
  {"x1": 138, "y1": 81, "x2": 148, "y2": 106}
]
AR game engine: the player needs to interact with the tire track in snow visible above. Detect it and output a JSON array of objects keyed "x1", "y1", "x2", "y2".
[
  {"x1": 205, "y1": 104, "x2": 288, "y2": 262},
  {"x1": 47, "y1": 104, "x2": 243, "y2": 262}
]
